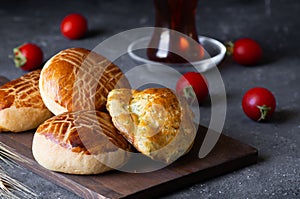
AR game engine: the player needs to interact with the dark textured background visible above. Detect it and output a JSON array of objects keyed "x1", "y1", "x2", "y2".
[{"x1": 0, "y1": 0, "x2": 299, "y2": 198}]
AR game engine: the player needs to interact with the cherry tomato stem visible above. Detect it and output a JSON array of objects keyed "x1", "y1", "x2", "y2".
[
  {"x1": 257, "y1": 105, "x2": 272, "y2": 122},
  {"x1": 176, "y1": 72, "x2": 209, "y2": 104},
  {"x1": 225, "y1": 41, "x2": 234, "y2": 56},
  {"x1": 182, "y1": 85, "x2": 197, "y2": 104},
  {"x1": 13, "y1": 47, "x2": 27, "y2": 67}
]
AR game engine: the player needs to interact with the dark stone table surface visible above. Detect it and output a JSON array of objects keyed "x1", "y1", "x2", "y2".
[{"x1": 0, "y1": 0, "x2": 299, "y2": 198}]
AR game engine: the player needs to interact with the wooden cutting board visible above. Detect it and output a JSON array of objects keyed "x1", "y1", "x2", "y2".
[{"x1": 0, "y1": 125, "x2": 257, "y2": 199}]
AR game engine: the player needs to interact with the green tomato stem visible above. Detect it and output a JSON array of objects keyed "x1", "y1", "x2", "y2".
[
  {"x1": 13, "y1": 48, "x2": 27, "y2": 68},
  {"x1": 183, "y1": 86, "x2": 196, "y2": 104},
  {"x1": 225, "y1": 41, "x2": 234, "y2": 56},
  {"x1": 257, "y1": 104, "x2": 272, "y2": 122}
]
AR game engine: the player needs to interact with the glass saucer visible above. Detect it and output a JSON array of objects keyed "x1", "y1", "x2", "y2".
[{"x1": 127, "y1": 35, "x2": 226, "y2": 73}]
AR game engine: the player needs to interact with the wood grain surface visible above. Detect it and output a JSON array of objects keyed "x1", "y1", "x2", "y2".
[{"x1": 0, "y1": 125, "x2": 257, "y2": 199}]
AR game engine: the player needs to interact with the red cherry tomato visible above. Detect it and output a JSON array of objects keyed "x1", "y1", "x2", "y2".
[
  {"x1": 13, "y1": 43, "x2": 44, "y2": 71},
  {"x1": 176, "y1": 72, "x2": 209, "y2": 104},
  {"x1": 229, "y1": 38, "x2": 263, "y2": 66},
  {"x1": 60, "y1": 13, "x2": 87, "y2": 40},
  {"x1": 242, "y1": 87, "x2": 276, "y2": 122}
]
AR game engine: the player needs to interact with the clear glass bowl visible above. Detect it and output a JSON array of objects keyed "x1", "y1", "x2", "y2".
[{"x1": 127, "y1": 35, "x2": 226, "y2": 73}]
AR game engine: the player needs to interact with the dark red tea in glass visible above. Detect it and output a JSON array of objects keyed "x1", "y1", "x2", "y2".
[{"x1": 147, "y1": 0, "x2": 204, "y2": 63}]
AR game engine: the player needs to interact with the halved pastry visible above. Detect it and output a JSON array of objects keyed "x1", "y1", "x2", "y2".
[
  {"x1": 32, "y1": 110, "x2": 133, "y2": 174},
  {"x1": 39, "y1": 47, "x2": 129, "y2": 115},
  {"x1": 106, "y1": 88, "x2": 196, "y2": 164},
  {"x1": 0, "y1": 70, "x2": 53, "y2": 132}
]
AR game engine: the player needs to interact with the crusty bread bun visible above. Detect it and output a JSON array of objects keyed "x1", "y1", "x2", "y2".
[
  {"x1": 106, "y1": 88, "x2": 196, "y2": 164},
  {"x1": 39, "y1": 48, "x2": 129, "y2": 115},
  {"x1": 0, "y1": 70, "x2": 53, "y2": 133},
  {"x1": 32, "y1": 110, "x2": 133, "y2": 174}
]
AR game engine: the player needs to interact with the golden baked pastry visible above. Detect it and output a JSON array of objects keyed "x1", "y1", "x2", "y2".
[
  {"x1": 106, "y1": 88, "x2": 196, "y2": 164},
  {"x1": 39, "y1": 48, "x2": 129, "y2": 115},
  {"x1": 32, "y1": 110, "x2": 133, "y2": 174},
  {"x1": 0, "y1": 70, "x2": 53, "y2": 132}
]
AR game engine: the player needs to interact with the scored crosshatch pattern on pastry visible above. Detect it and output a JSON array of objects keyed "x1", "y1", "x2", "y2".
[
  {"x1": 40, "y1": 48, "x2": 129, "y2": 115},
  {"x1": 0, "y1": 70, "x2": 45, "y2": 110},
  {"x1": 36, "y1": 110, "x2": 132, "y2": 154},
  {"x1": 32, "y1": 110, "x2": 133, "y2": 175},
  {"x1": 0, "y1": 70, "x2": 53, "y2": 132}
]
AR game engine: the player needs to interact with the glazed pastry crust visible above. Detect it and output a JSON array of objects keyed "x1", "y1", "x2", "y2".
[
  {"x1": 0, "y1": 70, "x2": 53, "y2": 132},
  {"x1": 32, "y1": 110, "x2": 133, "y2": 174},
  {"x1": 39, "y1": 48, "x2": 129, "y2": 115},
  {"x1": 106, "y1": 88, "x2": 196, "y2": 164}
]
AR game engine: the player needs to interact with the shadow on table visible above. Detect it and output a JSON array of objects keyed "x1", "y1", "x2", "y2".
[
  {"x1": 85, "y1": 28, "x2": 108, "y2": 39},
  {"x1": 270, "y1": 108, "x2": 298, "y2": 124}
]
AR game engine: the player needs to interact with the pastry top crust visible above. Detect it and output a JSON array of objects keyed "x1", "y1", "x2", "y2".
[
  {"x1": 39, "y1": 48, "x2": 129, "y2": 114},
  {"x1": 106, "y1": 88, "x2": 196, "y2": 163},
  {"x1": 36, "y1": 110, "x2": 133, "y2": 155},
  {"x1": 0, "y1": 70, "x2": 45, "y2": 110}
]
